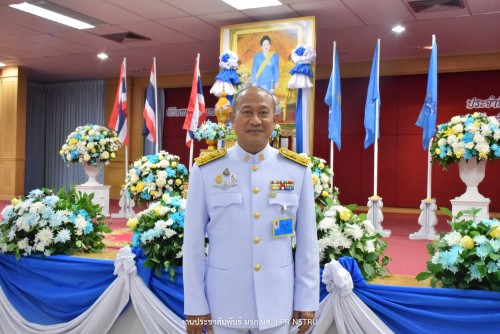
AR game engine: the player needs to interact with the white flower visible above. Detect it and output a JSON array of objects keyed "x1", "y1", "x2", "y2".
[
  {"x1": 438, "y1": 138, "x2": 447, "y2": 147},
  {"x1": 56, "y1": 229, "x2": 71, "y2": 243},
  {"x1": 344, "y1": 223, "x2": 363, "y2": 240},
  {"x1": 164, "y1": 228, "x2": 177, "y2": 238},
  {"x1": 35, "y1": 227, "x2": 53, "y2": 246},
  {"x1": 451, "y1": 116, "x2": 462, "y2": 124},
  {"x1": 318, "y1": 217, "x2": 336, "y2": 231},
  {"x1": 17, "y1": 238, "x2": 29, "y2": 250},
  {"x1": 99, "y1": 138, "x2": 106, "y2": 146},
  {"x1": 444, "y1": 231, "x2": 462, "y2": 246},
  {"x1": 159, "y1": 160, "x2": 169, "y2": 168},
  {"x1": 431, "y1": 252, "x2": 440, "y2": 264},
  {"x1": 320, "y1": 174, "x2": 330, "y2": 184},
  {"x1": 452, "y1": 124, "x2": 463, "y2": 134},
  {"x1": 365, "y1": 240, "x2": 375, "y2": 253},
  {"x1": 101, "y1": 151, "x2": 110, "y2": 159},
  {"x1": 361, "y1": 220, "x2": 376, "y2": 235},
  {"x1": 130, "y1": 174, "x2": 139, "y2": 183},
  {"x1": 74, "y1": 215, "x2": 87, "y2": 232},
  {"x1": 83, "y1": 154, "x2": 91, "y2": 161},
  {"x1": 86, "y1": 142, "x2": 95, "y2": 149},
  {"x1": 156, "y1": 178, "x2": 167, "y2": 188}
]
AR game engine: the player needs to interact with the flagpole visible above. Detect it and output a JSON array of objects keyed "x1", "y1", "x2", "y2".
[
  {"x1": 122, "y1": 58, "x2": 130, "y2": 216},
  {"x1": 425, "y1": 34, "x2": 436, "y2": 199},
  {"x1": 330, "y1": 41, "x2": 337, "y2": 189},
  {"x1": 188, "y1": 53, "x2": 200, "y2": 170},
  {"x1": 373, "y1": 39, "x2": 380, "y2": 197},
  {"x1": 153, "y1": 57, "x2": 159, "y2": 154}
]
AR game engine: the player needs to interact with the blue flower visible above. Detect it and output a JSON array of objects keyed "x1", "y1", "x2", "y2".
[
  {"x1": 84, "y1": 222, "x2": 94, "y2": 234},
  {"x1": 177, "y1": 165, "x2": 188, "y2": 175},
  {"x1": 469, "y1": 264, "x2": 483, "y2": 281},
  {"x1": 42, "y1": 195, "x2": 59, "y2": 207},
  {"x1": 166, "y1": 167, "x2": 176, "y2": 177},
  {"x1": 221, "y1": 53, "x2": 230, "y2": 63},
  {"x1": 28, "y1": 189, "x2": 44, "y2": 198},
  {"x1": 476, "y1": 244, "x2": 491, "y2": 259},
  {"x1": 439, "y1": 246, "x2": 462, "y2": 269},
  {"x1": 465, "y1": 117, "x2": 474, "y2": 127},
  {"x1": 487, "y1": 261, "x2": 499, "y2": 274},
  {"x1": 147, "y1": 155, "x2": 159, "y2": 164},
  {"x1": 489, "y1": 239, "x2": 500, "y2": 252},
  {"x1": 463, "y1": 132, "x2": 473, "y2": 143},
  {"x1": 295, "y1": 46, "x2": 305, "y2": 56},
  {"x1": 170, "y1": 198, "x2": 181, "y2": 207},
  {"x1": 140, "y1": 192, "x2": 151, "y2": 200},
  {"x1": 1, "y1": 206, "x2": 14, "y2": 221}
]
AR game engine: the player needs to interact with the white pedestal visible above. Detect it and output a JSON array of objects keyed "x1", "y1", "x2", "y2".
[
  {"x1": 367, "y1": 196, "x2": 390, "y2": 237},
  {"x1": 450, "y1": 197, "x2": 490, "y2": 221},
  {"x1": 410, "y1": 199, "x2": 439, "y2": 240},
  {"x1": 76, "y1": 184, "x2": 111, "y2": 216},
  {"x1": 111, "y1": 188, "x2": 136, "y2": 218}
]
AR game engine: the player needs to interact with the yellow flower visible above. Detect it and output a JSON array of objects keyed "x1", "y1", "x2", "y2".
[
  {"x1": 175, "y1": 179, "x2": 182, "y2": 186},
  {"x1": 460, "y1": 235, "x2": 474, "y2": 249},
  {"x1": 59, "y1": 149, "x2": 64, "y2": 155},
  {"x1": 455, "y1": 151, "x2": 463, "y2": 158},
  {"x1": 321, "y1": 190, "x2": 329, "y2": 197},
  {"x1": 130, "y1": 186, "x2": 136, "y2": 192},
  {"x1": 158, "y1": 154, "x2": 164, "y2": 161},
  {"x1": 91, "y1": 148, "x2": 96, "y2": 153},
  {"x1": 69, "y1": 138, "x2": 78, "y2": 145},
  {"x1": 150, "y1": 164, "x2": 157, "y2": 169},
  {"x1": 339, "y1": 207, "x2": 353, "y2": 221},
  {"x1": 11, "y1": 197, "x2": 20, "y2": 205},
  {"x1": 141, "y1": 157, "x2": 147, "y2": 162},
  {"x1": 479, "y1": 151, "x2": 488, "y2": 159},
  {"x1": 103, "y1": 131, "x2": 108, "y2": 136},
  {"x1": 490, "y1": 226, "x2": 500, "y2": 239},
  {"x1": 110, "y1": 152, "x2": 116, "y2": 159},
  {"x1": 150, "y1": 190, "x2": 156, "y2": 196},
  {"x1": 162, "y1": 194, "x2": 171, "y2": 201},
  {"x1": 312, "y1": 174, "x2": 318, "y2": 184},
  {"x1": 457, "y1": 133, "x2": 464, "y2": 139},
  {"x1": 81, "y1": 135, "x2": 87, "y2": 141},
  {"x1": 154, "y1": 206, "x2": 162, "y2": 216},
  {"x1": 318, "y1": 163, "x2": 325, "y2": 169},
  {"x1": 126, "y1": 217, "x2": 139, "y2": 229},
  {"x1": 171, "y1": 161, "x2": 177, "y2": 168},
  {"x1": 85, "y1": 125, "x2": 90, "y2": 130},
  {"x1": 443, "y1": 128, "x2": 455, "y2": 137},
  {"x1": 435, "y1": 148, "x2": 441, "y2": 154},
  {"x1": 136, "y1": 181, "x2": 145, "y2": 193}
]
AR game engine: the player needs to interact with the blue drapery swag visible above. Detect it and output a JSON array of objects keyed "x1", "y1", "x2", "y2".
[{"x1": 1, "y1": 252, "x2": 500, "y2": 333}]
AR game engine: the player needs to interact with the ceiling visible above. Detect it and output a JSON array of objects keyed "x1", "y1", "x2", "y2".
[{"x1": 1, "y1": 0, "x2": 500, "y2": 83}]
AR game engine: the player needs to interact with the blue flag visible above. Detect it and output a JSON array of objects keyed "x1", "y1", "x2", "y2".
[
  {"x1": 325, "y1": 47, "x2": 342, "y2": 150},
  {"x1": 416, "y1": 38, "x2": 438, "y2": 150},
  {"x1": 364, "y1": 41, "x2": 380, "y2": 149}
]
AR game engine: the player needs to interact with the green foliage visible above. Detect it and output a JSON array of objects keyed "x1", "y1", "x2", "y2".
[
  {"x1": 316, "y1": 201, "x2": 390, "y2": 281},
  {"x1": 0, "y1": 187, "x2": 109, "y2": 258},
  {"x1": 416, "y1": 209, "x2": 500, "y2": 291}
]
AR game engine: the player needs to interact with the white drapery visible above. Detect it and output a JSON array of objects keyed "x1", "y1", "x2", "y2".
[{"x1": 0, "y1": 249, "x2": 391, "y2": 334}]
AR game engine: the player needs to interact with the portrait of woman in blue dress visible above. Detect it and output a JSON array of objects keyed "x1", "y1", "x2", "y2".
[{"x1": 252, "y1": 35, "x2": 280, "y2": 92}]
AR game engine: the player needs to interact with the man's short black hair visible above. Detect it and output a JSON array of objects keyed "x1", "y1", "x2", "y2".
[{"x1": 260, "y1": 35, "x2": 271, "y2": 46}]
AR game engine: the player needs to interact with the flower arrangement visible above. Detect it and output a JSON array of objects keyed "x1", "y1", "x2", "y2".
[
  {"x1": 194, "y1": 120, "x2": 227, "y2": 141},
  {"x1": 430, "y1": 112, "x2": 500, "y2": 170},
  {"x1": 60, "y1": 124, "x2": 122, "y2": 166},
  {"x1": 272, "y1": 123, "x2": 281, "y2": 140},
  {"x1": 0, "y1": 188, "x2": 110, "y2": 258},
  {"x1": 316, "y1": 198, "x2": 390, "y2": 280},
  {"x1": 126, "y1": 151, "x2": 188, "y2": 203},
  {"x1": 309, "y1": 156, "x2": 339, "y2": 206},
  {"x1": 416, "y1": 208, "x2": 500, "y2": 291},
  {"x1": 127, "y1": 195, "x2": 186, "y2": 279}
]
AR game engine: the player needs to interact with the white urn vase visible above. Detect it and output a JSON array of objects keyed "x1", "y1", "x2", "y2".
[
  {"x1": 83, "y1": 163, "x2": 101, "y2": 186},
  {"x1": 457, "y1": 157, "x2": 487, "y2": 200},
  {"x1": 451, "y1": 157, "x2": 490, "y2": 220}
]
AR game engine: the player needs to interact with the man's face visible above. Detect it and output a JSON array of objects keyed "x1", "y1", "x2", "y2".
[
  {"x1": 230, "y1": 88, "x2": 275, "y2": 154},
  {"x1": 261, "y1": 40, "x2": 271, "y2": 53}
]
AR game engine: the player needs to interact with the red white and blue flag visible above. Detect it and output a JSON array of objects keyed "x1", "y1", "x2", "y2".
[
  {"x1": 143, "y1": 61, "x2": 156, "y2": 143},
  {"x1": 108, "y1": 60, "x2": 128, "y2": 146},
  {"x1": 183, "y1": 55, "x2": 206, "y2": 148}
]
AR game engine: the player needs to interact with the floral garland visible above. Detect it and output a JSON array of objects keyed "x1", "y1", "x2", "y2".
[
  {"x1": 194, "y1": 120, "x2": 227, "y2": 141},
  {"x1": 127, "y1": 196, "x2": 186, "y2": 279},
  {"x1": 60, "y1": 124, "x2": 121, "y2": 166},
  {"x1": 271, "y1": 123, "x2": 281, "y2": 140},
  {"x1": 308, "y1": 156, "x2": 339, "y2": 206},
  {"x1": 316, "y1": 198, "x2": 390, "y2": 280},
  {"x1": 0, "y1": 188, "x2": 110, "y2": 258},
  {"x1": 126, "y1": 151, "x2": 188, "y2": 203},
  {"x1": 430, "y1": 112, "x2": 500, "y2": 170},
  {"x1": 417, "y1": 208, "x2": 500, "y2": 290},
  {"x1": 288, "y1": 44, "x2": 316, "y2": 89},
  {"x1": 210, "y1": 50, "x2": 240, "y2": 97}
]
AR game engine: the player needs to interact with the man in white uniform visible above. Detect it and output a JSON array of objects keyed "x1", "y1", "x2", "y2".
[{"x1": 183, "y1": 87, "x2": 319, "y2": 334}]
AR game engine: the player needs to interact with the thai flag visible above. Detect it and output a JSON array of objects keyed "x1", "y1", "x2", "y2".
[
  {"x1": 183, "y1": 55, "x2": 206, "y2": 148},
  {"x1": 143, "y1": 62, "x2": 156, "y2": 143},
  {"x1": 108, "y1": 60, "x2": 128, "y2": 146}
]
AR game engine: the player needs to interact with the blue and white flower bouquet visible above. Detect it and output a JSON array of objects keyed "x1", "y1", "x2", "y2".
[
  {"x1": 60, "y1": 124, "x2": 121, "y2": 166},
  {"x1": 430, "y1": 112, "x2": 500, "y2": 170},
  {"x1": 125, "y1": 151, "x2": 188, "y2": 203},
  {"x1": 0, "y1": 188, "x2": 110, "y2": 258},
  {"x1": 417, "y1": 208, "x2": 500, "y2": 290},
  {"x1": 127, "y1": 195, "x2": 186, "y2": 279},
  {"x1": 194, "y1": 120, "x2": 227, "y2": 141}
]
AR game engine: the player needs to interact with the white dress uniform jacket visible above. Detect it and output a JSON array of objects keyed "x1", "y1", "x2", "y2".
[{"x1": 183, "y1": 143, "x2": 319, "y2": 330}]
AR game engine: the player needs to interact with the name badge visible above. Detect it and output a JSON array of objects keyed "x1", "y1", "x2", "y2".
[{"x1": 272, "y1": 217, "x2": 295, "y2": 238}]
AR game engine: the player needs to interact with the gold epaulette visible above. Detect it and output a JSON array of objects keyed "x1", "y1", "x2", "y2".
[
  {"x1": 195, "y1": 148, "x2": 227, "y2": 166},
  {"x1": 278, "y1": 148, "x2": 310, "y2": 167}
]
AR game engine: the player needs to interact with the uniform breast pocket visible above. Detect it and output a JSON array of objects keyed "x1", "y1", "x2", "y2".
[
  {"x1": 210, "y1": 192, "x2": 242, "y2": 209},
  {"x1": 269, "y1": 193, "x2": 299, "y2": 215}
]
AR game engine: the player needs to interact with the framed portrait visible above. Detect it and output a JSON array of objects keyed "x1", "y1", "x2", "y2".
[{"x1": 221, "y1": 16, "x2": 316, "y2": 151}]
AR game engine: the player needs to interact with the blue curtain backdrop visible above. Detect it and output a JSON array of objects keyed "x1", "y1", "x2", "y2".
[
  {"x1": 1, "y1": 253, "x2": 499, "y2": 333},
  {"x1": 25, "y1": 80, "x2": 106, "y2": 193}
]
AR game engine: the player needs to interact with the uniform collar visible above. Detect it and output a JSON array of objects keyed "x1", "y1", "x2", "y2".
[{"x1": 233, "y1": 142, "x2": 272, "y2": 164}]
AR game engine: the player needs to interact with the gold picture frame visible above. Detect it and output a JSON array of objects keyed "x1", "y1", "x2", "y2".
[{"x1": 220, "y1": 16, "x2": 316, "y2": 152}]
